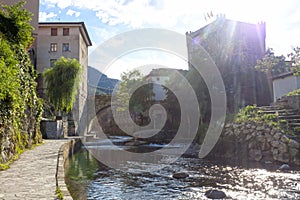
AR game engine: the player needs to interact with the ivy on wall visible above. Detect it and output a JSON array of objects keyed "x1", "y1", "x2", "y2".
[{"x1": 0, "y1": 1, "x2": 43, "y2": 166}]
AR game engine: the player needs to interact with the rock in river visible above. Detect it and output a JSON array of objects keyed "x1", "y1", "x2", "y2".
[
  {"x1": 205, "y1": 189, "x2": 227, "y2": 199},
  {"x1": 278, "y1": 164, "x2": 290, "y2": 171},
  {"x1": 172, "y1": 172, "x2": 189, "y2": 179}
]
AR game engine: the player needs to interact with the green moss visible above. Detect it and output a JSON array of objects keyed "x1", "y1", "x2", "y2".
[
  {"x1": 0, "y1": 163, "x2": 9, "y2": 170},
  {"x1": 56, "y1": 186, "x2": 64, "y2": 200},
  {"x1": 0, "y1": 149, "x2": 23, "y2": 171},
  {"x1": 286, "y1": 89, "x2": 300, "y2": 96},
  {"x1": 0, "y1": 1, "x2": 43, "y2": 165},
  {"x1": 233, "y1": 105, "x2": 293, "y2": 134},
  {"x1": 0, "y1": 142, "x2": 43, "y2": 171}
]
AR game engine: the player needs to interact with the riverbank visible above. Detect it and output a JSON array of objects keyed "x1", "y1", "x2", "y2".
[{"x1": 0, "y1": 139, "x2": 76, "y2": 200}]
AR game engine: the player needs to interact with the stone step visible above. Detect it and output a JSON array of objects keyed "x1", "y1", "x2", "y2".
[
  {"x1": 278, "y1": 115, "x2": 300, "y2": 119},
  {"x1": 261, "y1": 111, "x2": 298, "y2": 117},
  {"x1": 284, "y1": 118, "x2": 300, "y2": 123},
  {"x1": 287, "y1": 122, "x2": 300, "y2": 127},
  {"x1": 274, "y1": 99, "x2": 289, "y2": 107},
  {"x1": 275, "y1": 97, "x2": 288, "y2": 103},
  {"x1": 260, "y1": 108, "x2": 297, "y2": 113},
  {"x1": 258, "y1": 106, "x2": 285, "y2": 111}
]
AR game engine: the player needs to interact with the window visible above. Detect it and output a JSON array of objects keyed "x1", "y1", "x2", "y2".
[
  {"x1": 63, "y1": 28, "x2": 69, "y2": 36},
  {"x1": 50, "y1": 43, "x2": 57, "y2": 52},
  {"x1": 50, "y1": 59, "x2": 57, "y2": 67},
  {"x1": 62, "y1": 43, "x2": 70, "y2": 52},
  {"x1": 51, "y1": 28, "x2": 57, "y2": 36}
]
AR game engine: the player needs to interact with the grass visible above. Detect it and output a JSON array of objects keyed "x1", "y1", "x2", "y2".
[
  {"x1": 0, "y1": 149, "x2": 25, "y2": 171},
  {"x1": 0, "y1": 141, "x2": 44, "y2": 171}
]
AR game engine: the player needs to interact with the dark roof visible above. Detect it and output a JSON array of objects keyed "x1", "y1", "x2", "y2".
[
  {"x1": 272, "y1": 72, "x2": 294, "y2": 81},
  {"x1": 144, "y1": 68, "x2": 188, "y2": 79},
  {"x1": 39, "y1": 22, "x2": 92, "y2": 46}
]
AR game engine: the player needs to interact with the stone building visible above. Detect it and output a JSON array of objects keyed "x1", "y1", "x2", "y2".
[
  {"x1": 186, "y1": 16, "x2": 272, "y2": 112},
  {"x1": 37, "y1": 22, "x2": 92, "y2": 136},
  {"x1": 272, "y1": 72, "x2": 300, "y2": 102},
  {"x1": 145, "y1": 68, "x2": 188, "y2": 101}
]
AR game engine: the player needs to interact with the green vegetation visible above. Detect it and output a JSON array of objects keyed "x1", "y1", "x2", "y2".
[
  {"x1": 0, "y1": 149, "x2": 24, "y2": 171},
  {"x1": 0, "y1": 1, "x2": 33, "y2": 47},
  {"x1": 256, "y1": 46, "x2": 300, "y2": 76},
  {"x1": 43, "y1": 57, "x2": 82, "y2": 113},
  {"x1": 0, "y1": 1, "x2": 43, "y2": 165},
  {"x1": 255, "y1": 48, "x2": 288, "y2": 76},
  {"x1": 65, "y1": 149, "x2": 99, "y2": 199},
  {"x1": 56, "y1": 186, "x2": 64, "y2": 200},
  {"x1": 233, "y1": 105, "x2": 293, "y2": 134},
  {"x1": 288, "y1": 46, "x2": 300, "y2": 75},
  {"x1": 286, "y1": 88, "x2": 300, "y2": 96},
  {"x1": 114, "y1": 70, "x2": 154, "y2": 112}
]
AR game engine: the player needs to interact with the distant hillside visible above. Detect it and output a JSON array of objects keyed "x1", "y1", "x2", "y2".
[{"x1": 88, "y1": 66, "x2": 119, "y2": 95}]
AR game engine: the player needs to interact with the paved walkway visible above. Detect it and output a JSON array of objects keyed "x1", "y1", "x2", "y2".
[{"x1": 0, "y1": 139, "x2": 68, "y2": 200}]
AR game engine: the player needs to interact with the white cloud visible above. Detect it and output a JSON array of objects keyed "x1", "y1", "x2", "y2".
[
  {"x1": 39, "y1": 12, "x2": 57, "y2": 22},
  {"x1": 40, "y1": 0, "x2": 300, "y2": 55},
  {"x1": 41, "y1": 0, "x2": 72, "y2": 9},
  {"x1": 66, "y1": 9, "x2": 81, "y2": 17}
]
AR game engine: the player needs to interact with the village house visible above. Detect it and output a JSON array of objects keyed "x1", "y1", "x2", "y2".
[{"x1": 36, "y1": 22, "x2": 92, "y2": 136}]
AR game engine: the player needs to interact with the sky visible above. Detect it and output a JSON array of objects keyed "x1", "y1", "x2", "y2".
[{"x1": 39, "y1": 0, "x2": 300, "y2": 79}]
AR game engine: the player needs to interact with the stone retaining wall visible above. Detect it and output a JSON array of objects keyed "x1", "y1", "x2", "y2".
[
  {"x1": 213, "y1": 122, "x2": 300, "y2": 166},
  {"x1": 282, "y1": 95, "x2": 300, "y2": 110},
  {"x1": 56, "y1": 138, "x2": 82, "y2": 200}
]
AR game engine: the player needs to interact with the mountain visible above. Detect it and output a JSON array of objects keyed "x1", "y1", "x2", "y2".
[{"x1": 88, "y1": 66, "x2": 119, "y2": 95}]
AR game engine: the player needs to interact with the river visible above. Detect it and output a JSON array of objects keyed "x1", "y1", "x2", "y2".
[{"x1": 65, "y1": 139, "x2": 300, "y2": 200}]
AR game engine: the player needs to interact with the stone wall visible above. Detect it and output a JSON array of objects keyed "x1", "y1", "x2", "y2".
[
  {"x1": 282, "y1": 95, "x2": 300, "y2": 110},
  {"x1": 56, "y1": 138, "x2": 82, "y2": 199},
  {"x1": 214, "y1": 122, "x2": 300, "y2": 165},
  {"x1": 0, "y1": 108, "x2": 42, "y2": 164}
]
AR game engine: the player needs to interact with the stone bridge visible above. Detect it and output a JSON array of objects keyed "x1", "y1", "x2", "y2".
[
  {"x1": 87, "y1": 95, "x2": 143, "y2": 136},
  {"x1": 87, "y1": 95, "x2": 179, "y2": 142}
]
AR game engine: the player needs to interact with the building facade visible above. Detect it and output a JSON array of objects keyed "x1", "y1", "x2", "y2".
[
  {"x1": 272, "y1": 72, "x2": 300, "y2": 102},
  {"x1": 186, "y1": 16, "x2": 272, "y2": 112},
  {"x1": 37, "y1": 22, "x2": 92, "y2": 135},
  {"x1": 145, "y1": 68, "x2": 187, "y2": 101}
]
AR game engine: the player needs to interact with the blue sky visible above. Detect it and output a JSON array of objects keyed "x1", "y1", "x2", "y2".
[{"x1": 39, "y1": 0, "x2": 300, "y2": 78}]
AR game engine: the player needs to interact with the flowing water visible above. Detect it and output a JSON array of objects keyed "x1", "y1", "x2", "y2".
[{"x1": 66, "y1": 141, "x2": 300, "y2": 200}]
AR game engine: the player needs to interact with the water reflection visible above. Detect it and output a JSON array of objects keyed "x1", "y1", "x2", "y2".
[
  {"x1": 65, "y1": 148, "x2": 99, "y2": 200},
  {"x1": 66, "y1": 148, "x2": 300, "y2": 200}
]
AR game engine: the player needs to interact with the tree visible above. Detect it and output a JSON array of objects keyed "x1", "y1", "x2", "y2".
[
  {"x1": 114, "y1": 69, "x2": 154, "y2": 113},
  {"x1": 255, "y1": 48, "x2": 288, "y2": 76},
  {"x1": 0, "y1": 1, "x2": 33, "y2": 48},
  {"x1": 255, "y1": 48, "x2": 289, "y2": 100},
  {"x1": 288, "y1": 46, "x2": 300, "y2": 75},
  {"x1": 43, "y1": 57, "x2": 82, "y2": 113}
]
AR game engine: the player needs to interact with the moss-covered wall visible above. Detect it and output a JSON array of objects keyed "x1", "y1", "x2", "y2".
[{"x1": 0, "y1": 2, "x2": 43, "y2": 168}]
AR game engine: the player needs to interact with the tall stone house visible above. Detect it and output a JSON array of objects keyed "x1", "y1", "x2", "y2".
[
  {"x1": 186, "y1": 16, "x2": 272, "y2": 112},
  {"x1": 36, "y1": 22, "x2": 92, "y2": 135}
]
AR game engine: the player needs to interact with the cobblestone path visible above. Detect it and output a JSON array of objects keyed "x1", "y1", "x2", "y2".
[{"x1": 0, "y1": 139, "x2": 68, "y2": 200}]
